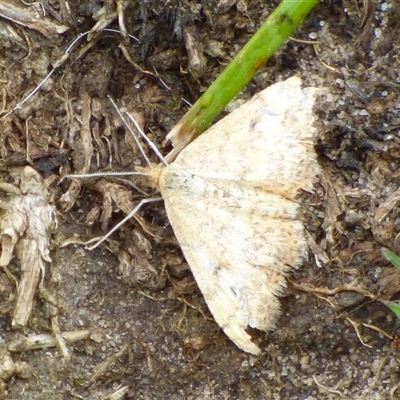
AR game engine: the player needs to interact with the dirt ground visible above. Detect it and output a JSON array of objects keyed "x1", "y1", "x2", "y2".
[{"x1": 0, "y1": 0, "x2": 399, "y2": 399}]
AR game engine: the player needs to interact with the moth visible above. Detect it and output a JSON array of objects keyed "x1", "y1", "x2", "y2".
[
  {"x1": 137, "y1": 76, "x2": 320, "y2": 354},
  {"x1": 70, "y1": 77, "x2": 320, "y2": 354}
]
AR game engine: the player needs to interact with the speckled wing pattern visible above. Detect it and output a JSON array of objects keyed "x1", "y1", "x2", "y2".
[{"x1": 156, "y1": 77, "x2": 320, "y2": 355}]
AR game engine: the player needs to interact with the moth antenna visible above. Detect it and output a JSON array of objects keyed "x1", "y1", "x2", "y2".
[
  {"x1": 107, "y1": 95, "x2": 166, "y2": 167},
  {"x1": 58, "y1": 171, "x2": 147, "y2": 185},
  {"x1": 126, "y1": 113, "x2": 168, "y2": 166},
  {"x1": 86, "y1": 197, "x2": 163, "y2": 250}
]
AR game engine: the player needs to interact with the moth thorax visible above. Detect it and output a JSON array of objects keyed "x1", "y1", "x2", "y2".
[{"x1": 137, "y1": 164, "x2": 165, "y2": 190}]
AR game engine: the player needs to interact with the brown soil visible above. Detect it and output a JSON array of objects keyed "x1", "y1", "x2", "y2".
[{"x1": 0, "y1": 0, "x2": 399, "y2": 399}]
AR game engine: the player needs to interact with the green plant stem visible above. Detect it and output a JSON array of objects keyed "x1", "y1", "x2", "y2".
[{"x1": 166, "y1": 0, "x2": 318, "y2": 162}]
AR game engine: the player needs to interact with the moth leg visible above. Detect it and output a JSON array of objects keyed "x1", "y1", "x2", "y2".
[{"x1": 86, "y1": 197, "x2": 163, "y2": 250}]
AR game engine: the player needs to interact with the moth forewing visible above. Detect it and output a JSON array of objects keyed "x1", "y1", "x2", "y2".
[{"x1": 139, "y1": 77, "x2": 321, "y2": 354}]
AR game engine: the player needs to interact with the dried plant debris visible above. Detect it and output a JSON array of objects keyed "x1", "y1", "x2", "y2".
[
  {"x1": 0, "y1": 166, "x2": 56, "y2": 327},
  {"x1": 0, "y1": 329, "x2": 93, "y2": 382},
  {"x1": 0, "y1": 0, "x2": 68, "y2": 36},
  {"x1": 0, "y1": 345, "x2": 31, "y2": 381}
]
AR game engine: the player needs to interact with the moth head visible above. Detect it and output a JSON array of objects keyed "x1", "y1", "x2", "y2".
[{"x1": 136, "y1": 164, "x2": 164, "y2": 190}]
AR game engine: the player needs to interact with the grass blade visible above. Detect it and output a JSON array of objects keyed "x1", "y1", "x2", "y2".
[{"x1": 381, "y1": 247, "x2": 400, "y2": 271}]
